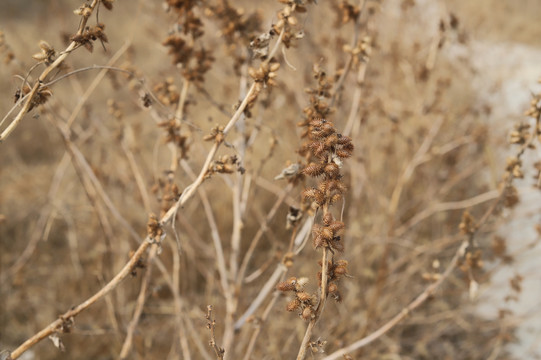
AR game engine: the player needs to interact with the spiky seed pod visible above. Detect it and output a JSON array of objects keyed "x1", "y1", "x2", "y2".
[
  {"x1": 312, "y1": 123, "x2": 335, "y2": 139},
  {"x1": 329, "y1": 221, "x2": 345, "y2": 233},
  {"x1": 321, "y1": 227, "x2": 333, "y2": 240},
  {"x1": 330, "y1": 193, "x2": 343, "y2": 204},
  {"x1": 301, "y1": 307, "x2": 313, "y2": 320},
  {"x1": 318, "y1": 180, "x2": 331, "y2": 194},
  {"x1": 336, "y1": 148, "x2": 353, "y2": 158},
  {"x1": 323, "y1": 212, "x2": 333, "y2": 226},
  {"x1": 303, "y1": 188, "x2": 325, "y2": 205},
  {"x1": 297, "y1": 292, "x2": 312, "y2": 303},
  {"x1": 303, "y1": 162, "x2": 325, "y2": 177},
  {"x1": 328, "y1": 282, "x2": 338, "y2": 294},
  {"x1": 313, "y1": 234, "x2": 325, "y2": 249},
  {"x1": 334, "y1": 265, "x2": 347, "y2": 276},
  {"x1": 327, "y1": 180, "x2": 347, "y2": 195},
  {"x1": 324, "y1": 163, "x2": 340, "y2": 178},
  {"x1": 310, "y1": 141, "x2": 327, "y2": 157},
  {"x1": 324, "y1": 133, "x2": 339, "y2": 148},
  {"x1": 277, "y1": 277, "x2": 297, "y2": 292},
  {"x1": 337, "y1": 134, "x2": 352, "y2": 145},
  {"x1": 309, "y1": 118, "x2": 326, "y2": 127},
  {"x1": 287, "y1": 298, "x2": 301, "y2": 312},
  {"x1": 340, "y1": 141, "x2": 354, "y2": 152},
  {"x1": 302, "y1": 187, "x2": 318, "y2": 200},
  {"x1": 322, "y1": 179, "x2": 346, "y2": 195}
]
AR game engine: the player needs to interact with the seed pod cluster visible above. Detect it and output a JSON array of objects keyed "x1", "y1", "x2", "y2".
[
  {"x1": 318, "y1": 259, "x2": 349, "y2": 302},
  {"x1": 70, "y1": 23, "x2": 108, "y2": 53},
  {"x1": 300, "y1": 118, "x2": 352, "y2": 211},
  {"x1": 280, "y1": 62, "x2": 354, "y2": 318},
  {"x1": 276, "y1": 277, "x2": 316, "y2": 321},
  {"x1": 311, "y1": 214, "x2": 345, "y2": 252},
  {"x1": 162, "y1": 0, "x2": 215, "y2": 83}
]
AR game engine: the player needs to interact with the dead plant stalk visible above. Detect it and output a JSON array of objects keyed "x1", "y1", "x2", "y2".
[{"x1": 0, "y1": 0, "x2": 100, "y2": 142}]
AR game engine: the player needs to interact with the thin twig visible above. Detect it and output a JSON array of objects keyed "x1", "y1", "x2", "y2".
[
  {"x1": 180, "y1": 160, "x2": 229, "y2": 294},
  {"x1": 322, "y1": 248, "x2": 462, "y2": 360},
  {"x1": 121, "y1": 140, "x2": 152, "y2": 213},
  {"x1": 237, "y1": 183, "x2": 293, "y2": 287},
  {"x1": 0, "y1": 0, "x2": 100, "y2": 142},
  {"x1": 241, "y1": 276, "x2": 287, "y2": 360},
  {"x1": 9, "y1": 238, "x2": 152, "y2": 360},
  {"x1": 66, "y1": 42, "x2": 131, "y2": 128},
  {"x1": 329, "y1": 0, "x2": 367, "y2": 109},
  {"x1": 206, "y1": 305, "x2": 225, "y2": 360},
  {"x1": 43, "y1": 65, "x2": 133, "y2": 87},
  {"x1": 119, "y1": 245, "x2": 158, "y2": 359},
  {"x1": 170, "y1": 242, "x2": 193, "y2": 360},
  {"x1": 233, "y1": 217, "x2": 313, "y2": 330},
  {"x1": 8, "y1": 20, "x2": 287, "y2": 360},
  {"x1": 296, "y1": 248, "x2": 329, "y2": 360},
  {"x1": 56, "y1": 121, "x2": 141, "y2": 244},
  {"x1": 395, "y1": 190, "x2": 500, "y2": 237},
  {"x1": 323, "y1": 113, "x2": 541, "y2": 360},
  {"x1": 388, "y1": 115, "x2": 444, "y2": 216}
]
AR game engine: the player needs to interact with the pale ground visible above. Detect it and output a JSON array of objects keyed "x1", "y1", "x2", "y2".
[
  {"x1": 439, "y1": 2, "x2": 541, "y2": 358},
  {"x1": 387, "y1": 0, "x2": 541, "y2": 356},
  {"x1": 464, "y1": 40, "x2": 541, "y2": 358}
]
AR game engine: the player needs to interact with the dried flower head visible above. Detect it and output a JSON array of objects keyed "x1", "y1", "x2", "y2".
[
  {"x1": 277, "y1": 277, "x2": 298, "y2": 292},
  {"x1": 70, "y1": 23, "x2": 108, "y2": 52},
  {"x1": 147, "y1": 213, "x2": 164, "y2": 242},
  {"x1": 203, "y1": 125, "x2": 225, "y2": 143},
  {"x1": 32, "y1": 40, "x2": 56, "y2": 65}
]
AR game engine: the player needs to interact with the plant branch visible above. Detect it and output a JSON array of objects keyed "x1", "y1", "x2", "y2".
[
  {"x1": 0, "y1": 0, "x2": 100, "y2": 142},
  {"x1": 9, "y1": 238, "x2": 151, "y2": 360},
  {"x1": 119, "y1": 245, "x2": 158, "y2": 359}
]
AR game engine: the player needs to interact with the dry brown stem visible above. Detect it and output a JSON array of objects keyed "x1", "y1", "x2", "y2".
[
  {"x1": 206, "y1": 305, "x2": 225, "y2": 360},
  {"x1": 119, "y1": 245, "x2": 158, "y2": 359},
  {"x1": 295, "y1": 247, "x2": 329, "y2": 360},
  {"x1": 323, "y1": 110, "x2": 541, "y2": 360},
  {"x1": 0, "y1": 0, "x2": 100, "y2": 142},
  {"x1": 8, "y1": 41, "x2": 278, "y2": 356},
  {"x1": 4, "y1": 1, "x2": 540, "y2": 359},
  {"x1": 9, "y1": 238, "x2": 151, "y2": 359}
]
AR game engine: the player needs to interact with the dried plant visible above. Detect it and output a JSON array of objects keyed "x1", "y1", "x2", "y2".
[{"x1": 2, "y1": 0, "x2": 541, "y2": 359}]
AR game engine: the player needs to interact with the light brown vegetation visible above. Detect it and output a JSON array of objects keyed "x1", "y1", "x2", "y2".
[{"x1": 1, "y1": 0, "x2": 541, "y2": 359}]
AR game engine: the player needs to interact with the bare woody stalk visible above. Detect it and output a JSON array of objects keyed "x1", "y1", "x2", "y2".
[
  {"x1": 6, "y1": 24, "x2": 287, "y2": 360},
  {"x1": 6, "y1": 80, "x2": 246, "y2": 357},
  {"x1": 0, "y1": 0, "x2": 102, "y2": 142},
  {"x1": 168, "y1": 79, "x2": 190, "y2": 172},
  {"x1": 206, "y1": 305, "x2": 225, "y2": 360},
  {"x1": 330, "y1": 0, "x2": 367, "y2": 109},
  {"x1": 276, "y1": 117, "x2": 354, "y2": 360},
  {"x1": 9, "y1": 238, "x2": 151, "y2": 360},
  {"x1": 321, "y1": 165, "x2": 515, "y2": 359},
  {"x1": 323, "y1": 91, "x2": 541, "y2": 359},
  {"x1": 119, "y1": 246, "x2": 158, "y2": 359},
  {"x1": 219, "y1": 28, "x2": 286, "y2": 360}
]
